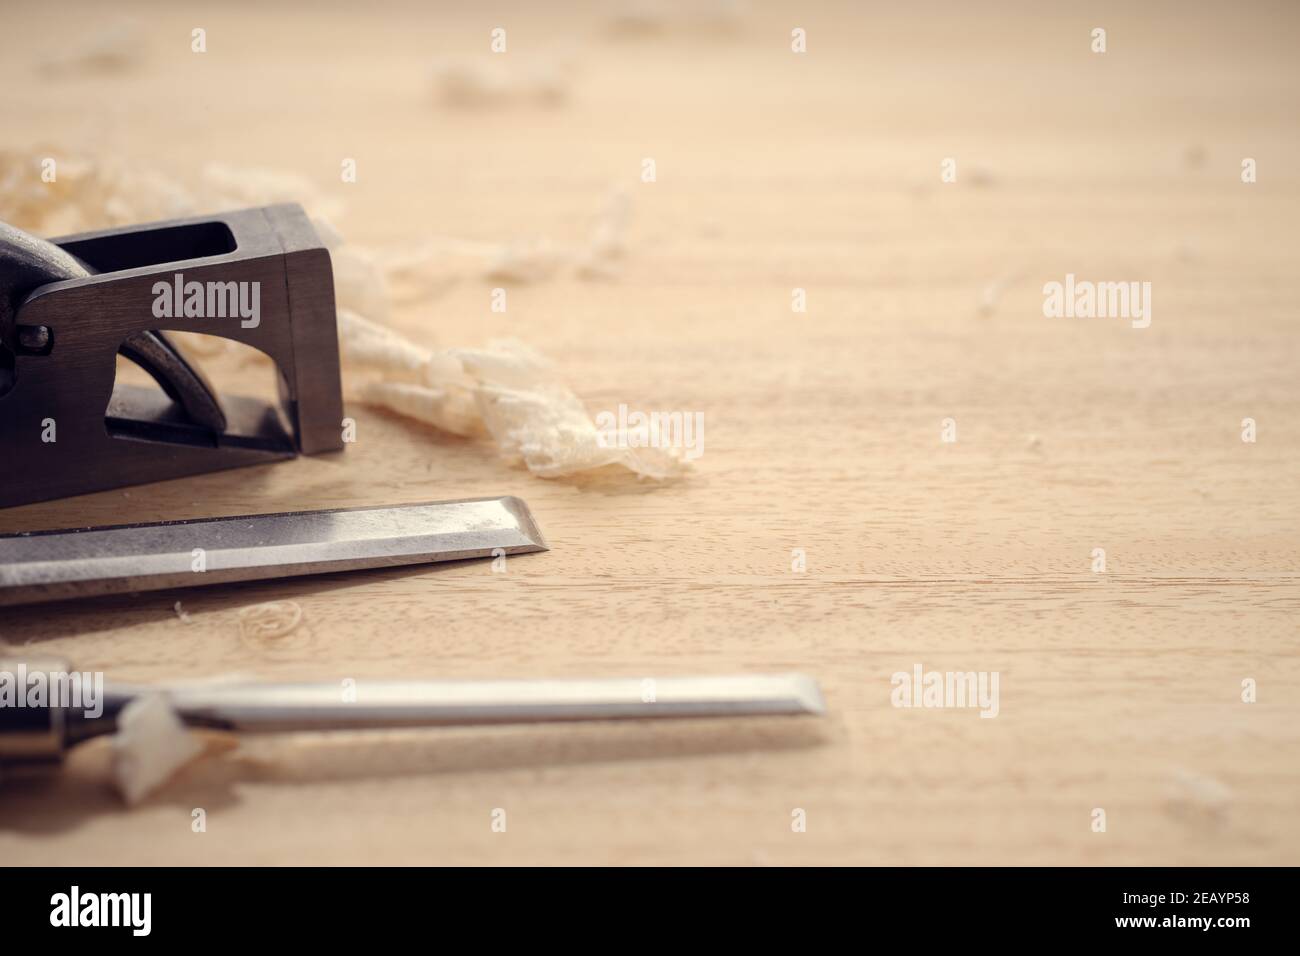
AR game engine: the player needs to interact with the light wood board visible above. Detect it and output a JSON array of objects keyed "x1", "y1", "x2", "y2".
[{"x1": 1, "y1": 0, "x2": 1297, "y2": 865}]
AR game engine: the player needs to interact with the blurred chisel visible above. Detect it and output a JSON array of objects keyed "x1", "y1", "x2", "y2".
[
  {"x1": 0, "y1": 662, "x2": 826, "y2": 769},
  {"x1": 0, "y1": 496, "x2": 547, "y2": 606}
]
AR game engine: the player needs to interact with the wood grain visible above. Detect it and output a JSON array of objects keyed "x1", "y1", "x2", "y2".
[{"x1": 1, "y1": 0, "x2": 1297, "y2": 865}]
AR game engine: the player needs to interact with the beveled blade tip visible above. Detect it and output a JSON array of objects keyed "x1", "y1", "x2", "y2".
[
  {"x1": 785, "y1": 673, "x2": 827, "y2": 716},
  {"x1": 499, "y1": 495, "x2": 549, "y2": 552}
]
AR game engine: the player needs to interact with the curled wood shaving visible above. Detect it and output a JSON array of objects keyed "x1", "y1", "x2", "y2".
[
  {"x1": 238, "y1": 600, "x2": 305, "y2": 648},
  {"x1": 111, "y1": 694, "x2": 203, "y2": 805},
  {"x1": 0, "y1": 148, "x2": 683, "y2": 480}
]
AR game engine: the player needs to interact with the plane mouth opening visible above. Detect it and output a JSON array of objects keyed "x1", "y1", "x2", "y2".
[{"x1": 106, "y1": 330, "x2": 293, "y2": 453}]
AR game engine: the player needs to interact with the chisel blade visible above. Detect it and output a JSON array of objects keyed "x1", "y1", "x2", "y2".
[
  {"x1": 0, "y1": 496, "x2": 547, "y2": 606},
  {"x1": 120, "y1": 673, "x2": 828, "y2": 732}
]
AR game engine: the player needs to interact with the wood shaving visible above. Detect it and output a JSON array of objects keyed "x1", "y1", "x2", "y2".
[
  {"x1": 451, "y1": 340, "x2": 690, "y2": 478},
  {"x1": 198, "y1": 162, "x2": 339, "y2": 217},
  {"x1": 39, "y1": 18, "x2": 145, "y2": 77},
  {"x1": 607, "y1": 0, "x2": 748, "y2": 37},
  {"x1": 0, "y1": 149, "x2": 339, "y2": 236},
  {"x1": 575, "y1": 189, "x2": 631, "y2": 279},
  {"x1": 338, "y1": 309, "x2": 432, "y2": 377},
  {"x1": 0, "y1": 148, "x2": 193, "y2": 235},
  {"x1": 485, "y1": 238, "x2": 566, "y2": 282},
  {"x1": 238, "y1": 600, "x2": 305, "y2": 649},
  {"x1": 0, "y1": 148, "x2": 683, "y2": 480},
  {"x1": 429, "y1": 56, "x2": 571, "y2": 108},
  {"x1": 976, "y1": 270, "x2": 1025, "y2": 317},
  {"x1": 352, "y1": 334, "x2": 689, "y2": 478},
  {"x1": 1165, "y1": 767, "x2": 1233, "y2": 823},
  {"x1": 361, "y1": 380, "x2": 483, "y2": 437},
  {"x1": 111, "y1": 694, "x2": 203, "y2": 805},
  {"x1": 378, "y1": 189, "x2": 628, "y2": 288},
  {"x1": 315, "y1": 218, "x2": 392, "y2": 322}
]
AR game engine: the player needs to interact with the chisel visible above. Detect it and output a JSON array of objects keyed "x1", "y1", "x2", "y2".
[
  {"x1": 0, "y1": 661, "x2": 826, "y2": 770},
  {"x1": 0, "y1": 496, "x2": 547, "y2": 606}
]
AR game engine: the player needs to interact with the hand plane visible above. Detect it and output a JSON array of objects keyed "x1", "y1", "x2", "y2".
[{"x1": 0, "y1": 204, "x2": 344, "y2": 508}]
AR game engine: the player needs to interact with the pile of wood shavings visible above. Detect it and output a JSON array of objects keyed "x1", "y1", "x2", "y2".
[
  {"x1": 0, "y1": 149, "x2": 686, "y2": 479},
  {"x1": 346, "y1": 332, "x2": 689, "y2": 479}
]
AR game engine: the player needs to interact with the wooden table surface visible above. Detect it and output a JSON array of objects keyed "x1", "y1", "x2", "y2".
[{"x1": 2, "y1": 0, "x2": 1297, "y2": 865}]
